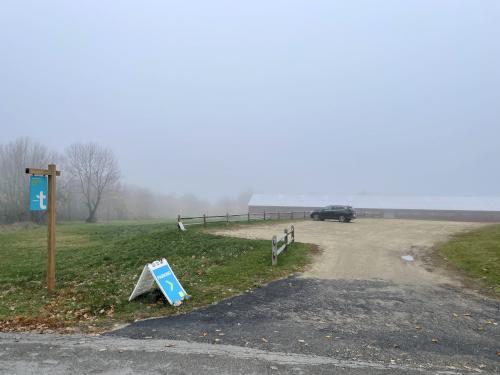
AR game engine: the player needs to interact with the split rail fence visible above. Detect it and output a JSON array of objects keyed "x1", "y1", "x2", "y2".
[
  {"x1": 271, "y1": 225, "x2": 295, "y2": 266},
  {"x1": 177, "y1": 211, "x2": 310, "y2": 227}
]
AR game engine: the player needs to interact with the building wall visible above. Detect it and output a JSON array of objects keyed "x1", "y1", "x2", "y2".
[{"x1": 248, "y1": 205, "x2": 500, "y2": 222}]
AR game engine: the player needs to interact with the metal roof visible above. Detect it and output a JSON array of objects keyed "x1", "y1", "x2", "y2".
[{"x1": 248, "y1": 194, "x2": 500, "y2": 212}]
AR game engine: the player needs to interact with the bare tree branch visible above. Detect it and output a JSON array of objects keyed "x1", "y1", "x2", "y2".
[{"x1": 64, "y1": 143, "x2": 120, "y2": 223}]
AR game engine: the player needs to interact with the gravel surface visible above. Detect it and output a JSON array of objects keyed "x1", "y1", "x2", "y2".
[{"x1": 214, "y1": 218, "x2": 484, "y2": 284}]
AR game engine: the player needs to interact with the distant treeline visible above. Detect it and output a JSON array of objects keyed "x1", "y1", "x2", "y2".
[{"x1": 0, "y1": 137, "x2": 251, "y2": 224}]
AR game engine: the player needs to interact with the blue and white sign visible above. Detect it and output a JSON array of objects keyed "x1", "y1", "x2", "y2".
[
  {"x1": 129, "y1": 258, "x2": 189, "y2": 306},
  {"x1": 29, "y1": 175, "x2": 48, "y2": 211}
]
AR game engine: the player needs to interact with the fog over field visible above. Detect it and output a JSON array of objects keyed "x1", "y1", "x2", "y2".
[{"x1": 1, "y1": 1, "x2": 499, "y2": 211}]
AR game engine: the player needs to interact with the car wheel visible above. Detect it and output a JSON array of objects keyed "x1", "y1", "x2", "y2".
[
  {"x1": 313, "y1": 214, "x2": 320, "y2": 221},
  {"x1": 339, "y1": 215, "x2": 346, "y2": 223}
]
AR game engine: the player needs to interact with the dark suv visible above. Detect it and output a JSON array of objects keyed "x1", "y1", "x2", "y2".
[{"x1": 310, "y1": 205, "x2": 356, "y2": 222}]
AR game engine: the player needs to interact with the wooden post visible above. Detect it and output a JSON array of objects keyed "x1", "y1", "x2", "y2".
[
  {"x1": 47, "y1": 164, "x2": 56, "y2": 291},
  {"x1": 247, "y1": 212, "x2": 250, "y2": 222},
  {"x1": 291, "y1": 225, "x2": 295, "y2": 243},
  {"x1": 203, "y1": 213, "x2": 206, "y2": 226},
  {"x1": 271, "y1": 235, "x2": 277, "y2": 266},
  {"x1": 303, "y1": 211, "x2": 306, "y2": 219},
  {"x1": 26, "y1": 165, "x2": 60, "y2": 291},
  {"x1": 284, "y1": 228, "x2": 289, "y2": 251},
  {"x1": 263, "y1": 210, "x2": 266, "y2": 221},
  {"x1": 177, "y1": 214, "x2": 181, "y2": 223},
  {"x1": 226, "y1": 212, "x2": 229, "y2": 223}
]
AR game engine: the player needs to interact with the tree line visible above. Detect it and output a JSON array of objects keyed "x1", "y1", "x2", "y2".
[{"x1": 0, "y1": 137, "x2": 251, "y2": 224}]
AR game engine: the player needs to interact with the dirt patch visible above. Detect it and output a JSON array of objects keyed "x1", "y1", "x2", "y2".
[{"x1": 214, "y1": 218, "x2": 485, "y2": 285}]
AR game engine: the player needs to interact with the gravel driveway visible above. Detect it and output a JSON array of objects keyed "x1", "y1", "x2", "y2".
[{"x1": 214, "y1": 218, "x2": 484, "y2": 284}]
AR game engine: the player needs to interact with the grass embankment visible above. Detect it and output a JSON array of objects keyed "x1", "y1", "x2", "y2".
[
  {"x1": 439, "y1": 224, "x2": 500, "y2": 296},
  {"x1": 0, "y1": 220, "x2": 311, "y2": 332}
]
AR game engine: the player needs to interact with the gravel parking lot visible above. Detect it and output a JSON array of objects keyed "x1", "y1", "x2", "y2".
[{"x1": 214, "y1": 218, "x2": 484, "y2": 285}]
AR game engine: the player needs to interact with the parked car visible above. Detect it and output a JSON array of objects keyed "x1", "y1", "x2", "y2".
[{"x1": 310, "y1": 205, "x2": 356, "y2": 222}]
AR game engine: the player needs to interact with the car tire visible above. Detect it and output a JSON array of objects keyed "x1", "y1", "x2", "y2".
[
  {"x1": 312, "y1": 214, "x2": 320, "y2": 221},
  {"x1": 339, "y1": 215, "x2": 346, "y2": 223}
]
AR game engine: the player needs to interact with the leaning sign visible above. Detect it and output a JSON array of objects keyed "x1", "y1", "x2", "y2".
[{"x1": 129, "y1": 258, "x2": 189, "y2": 306}]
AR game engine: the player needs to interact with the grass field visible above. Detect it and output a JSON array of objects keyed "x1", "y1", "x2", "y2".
[
  {"x1": 0, "y1": 220, "x2": 311, "y2": 332},
  {"x1": 439, "y1": 224, "x2": 500, "y2": 295}
]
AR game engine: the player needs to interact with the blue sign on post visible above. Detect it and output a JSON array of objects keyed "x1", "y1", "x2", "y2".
[{"x1": 30, "y1": 175, "x2": 48, "y2": 211}]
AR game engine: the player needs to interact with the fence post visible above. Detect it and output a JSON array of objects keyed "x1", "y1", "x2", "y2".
[
  {"x1": 291, "y1": 225, "x2": 295, "y2": 243},
  {"x1": 203, "y1": 213, "x2": 206, "y2": 226},
  {"x1": 263, "y1": 210, "x2": 266, "y2": 221},
  {"x1": 284, "y1": 228, "x2": 289, "y2": 251},
  {"x1": 272, "y1": 235, "x2": 277, "y2": 266},
  {"x1": 177, "y1": 214, "x2": 181, "y2": 223},
  {"x1": 226, "y1": 212, "x2": 229, "y2": 223},
  {"x1": 248, "y1": 212, "x2": 250, "y2": 222},
  {"x1": 303, "y1": 211, "x2": 306, "y2": 219}
]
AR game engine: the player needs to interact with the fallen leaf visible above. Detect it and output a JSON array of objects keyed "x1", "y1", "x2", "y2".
[
  {"x1": 415, "y1": 326, "x2": 422, "y2": 330},
  {"x1": 431, "y1": 338, "x2": 439, "y2": 343},
  {"x1": 261, "y1": 337, "x2": 268, "y2": 343}
]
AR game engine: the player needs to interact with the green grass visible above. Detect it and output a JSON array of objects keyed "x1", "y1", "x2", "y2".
[
  {"x1": 0, "y1": 219, "x2": 311, "y2": 332},
  {"x1": 439, "y1": 224, "x2": 500, "y2": 295}
]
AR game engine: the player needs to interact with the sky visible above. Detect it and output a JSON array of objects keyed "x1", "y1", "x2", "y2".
[{"x1": 1, "y1": 1, "x2": 499, "y2": 201}]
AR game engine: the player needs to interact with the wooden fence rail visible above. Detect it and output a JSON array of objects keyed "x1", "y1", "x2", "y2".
[
  {"x1": 272, "y1": 225, "x2": 295, "y2": 266},
  {"x1": 177, "y1": 211, "x2": 310, "y2": 227}
]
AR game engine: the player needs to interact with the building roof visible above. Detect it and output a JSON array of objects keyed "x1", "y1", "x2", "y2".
[{"x1": 248, "y1": 193, "x2": 500, "y2": 212}]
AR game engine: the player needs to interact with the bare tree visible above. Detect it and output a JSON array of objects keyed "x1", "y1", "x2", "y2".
[
  {"x1": 0, "y1": 137, "x2": 57, "y2": 223},
  {"x1": 64, "y1": 143, "x2": 120, "y2": 223}
]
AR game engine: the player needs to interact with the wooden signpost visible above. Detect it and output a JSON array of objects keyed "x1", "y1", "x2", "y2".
[{"x1": 26, "y1": 164, "x2": 61, "y2": 291}]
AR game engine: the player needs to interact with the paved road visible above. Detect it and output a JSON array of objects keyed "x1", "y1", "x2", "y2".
[{"x1": 2, "y1": 219, "x2": 499, "y2": 374}]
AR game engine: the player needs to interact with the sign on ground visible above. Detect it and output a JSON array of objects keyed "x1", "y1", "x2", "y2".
[{"x1": 129, "y1": 258, "x2": 189, "y2": 306}]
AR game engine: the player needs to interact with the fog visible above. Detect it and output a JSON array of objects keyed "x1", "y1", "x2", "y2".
[{"x1": 1, "y1": 1, "x2": 499, "y2": 202}]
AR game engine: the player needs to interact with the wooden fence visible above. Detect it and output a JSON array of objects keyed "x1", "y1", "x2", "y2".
[
  {"x1": 177, "y1": 211, "x2": 310, "y2": 227},
  {"x1": 272, "y1": 225, "x2": 295, "y2": 266}
]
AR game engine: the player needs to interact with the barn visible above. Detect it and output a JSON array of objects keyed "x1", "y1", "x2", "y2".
[{"x1": 248, "y1": 193, "x2": 500, "y2": 222}]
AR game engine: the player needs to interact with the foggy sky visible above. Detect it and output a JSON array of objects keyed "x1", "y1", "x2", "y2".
[{"x1": 1, "y1": 1, "x2": 499, "y2": 201}]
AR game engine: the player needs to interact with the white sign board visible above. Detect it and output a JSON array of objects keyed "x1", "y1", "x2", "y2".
[
  {"x1": 178, "y1": 221, "x2": 186, "y2": 231},
  {"x1": 129, "y1": 258, "x2": 189, "y2": 306}
]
